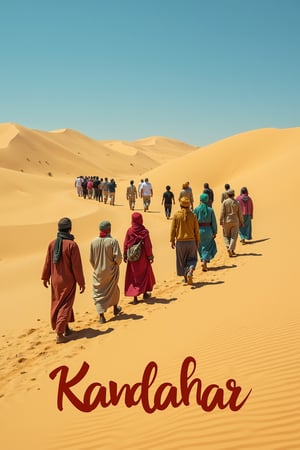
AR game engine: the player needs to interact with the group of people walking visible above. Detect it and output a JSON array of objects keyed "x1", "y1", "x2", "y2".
[
  {"x1": 42, "y1": 183, "x2": 254, "y2": 343},
  {"x1": 41, "y1": 213, "x2": 156, "y2": 343},
  {"x1": 75, "y1": 176, "x2": 117, "y2": 205}
]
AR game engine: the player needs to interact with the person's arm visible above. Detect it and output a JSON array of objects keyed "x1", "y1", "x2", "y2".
[
  {"x1": 220, "y1": 202, "x2": 225, "y2": 226},
  {"x1": 170, "y1": 217, "x2": 177, "y2": 248},
  {"x1": 193, "y1": 215, "x2": 200, "y2": 247},
  {"x1": 41, "y1": 244, "x2": 51, "y2": 288},
  {"x1": 211, "y1": 210, "x2": 217, "y2": 236},
  {"x1": 72, "y1": 243, "x2": 85, "y2": 293},
  {"x1": 113, "y1": 240, "x2": 123, "y2": 265},
  {"x1": 238, "y1": 203, "x2": 244, "y2": 227}
]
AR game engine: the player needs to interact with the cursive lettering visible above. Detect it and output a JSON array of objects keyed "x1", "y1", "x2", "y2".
[{"x1": 49, "y1": 356, "x2": 252, "y2": 413}]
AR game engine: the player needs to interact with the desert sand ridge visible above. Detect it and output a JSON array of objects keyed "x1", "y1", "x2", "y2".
[
  {"x1": 0, "y1": 123, "x2": 196, "y2": 178},
  {"x1": 0, "y1": 123, "x2": 299, "y2": 450}
]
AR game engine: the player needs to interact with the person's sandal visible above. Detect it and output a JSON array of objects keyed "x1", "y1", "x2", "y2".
[
  {"x1": 114, "y1": 305, "x2": 122, "y2": 316},
  {"x1": 99, "y1": 313, "x2": 106, "y2": 324}
]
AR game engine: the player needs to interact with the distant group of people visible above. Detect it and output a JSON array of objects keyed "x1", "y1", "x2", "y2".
[
  {"x1": 43, "y1": 182, "x2": 253, "y2": 343},
  {"x1": 75, "y1": 176, "x2": 117, "y2": 205}
]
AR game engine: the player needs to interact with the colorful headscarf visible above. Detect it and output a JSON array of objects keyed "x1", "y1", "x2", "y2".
[
  {"x1": 53, "y1": 217, "x2": 74, "y2": 263},
  {"x1": 199, "y1": 193, "x2": 209, "y2": 220}
]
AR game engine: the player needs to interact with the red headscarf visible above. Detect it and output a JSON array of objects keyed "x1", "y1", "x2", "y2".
[{"x1": 125, "y1": 212, "x2": 149, "y2": 247}]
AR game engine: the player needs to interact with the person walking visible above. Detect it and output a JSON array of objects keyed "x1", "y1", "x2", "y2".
[
  {"x1": 178, "y1": 182, "x2": 194, "y2": 210},
  {"x1": 102, "y1": 177, "x2": 109, "y2": 204},
  {"x1": 220, "y1": 189, "x2": 244, "y2": 257},
  {"x1": 41, "y1": 217, "x2": 85, "y2": 343},
  {"x1": 126, "y1": 180, "x2": 138, "y2": 210},
  {"x1": 161, "y1": 185, "x2": 175, "y2": 219},
  {"x1": 203, "y1": 182, "x2": 214, "y2": 207},
  {"x1": 194, "y1": 193, "x2": 217, "y2": 271},
  {"x1": 140, "y1": 178, "x2": 153, "y2": 212},
  {"x1": 236, "y1": 187, "x2": 254, "y2": 244},
  {"x1": 221, "y1": 183, "x2": 231, "y2": 203},
  {"x1": 107, "y1": 178, "x2": 117, "y2": 205},
  {"x1": 89, "y1": 221, "x2": 122, "y2": 323},
  {"x1": 170, "y1": 197, "x2": 199, "y2": 284},
  {"x1": 138, "y1": 179, "x2": 144, "y2": 198},
  {"x1": 123, "y1": 212, "x2": 155, "y2": 304}
]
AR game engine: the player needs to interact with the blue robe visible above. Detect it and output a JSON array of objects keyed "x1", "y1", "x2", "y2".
[{"x1": 193, "y1": 205, "x2": 217, "y2": 262}]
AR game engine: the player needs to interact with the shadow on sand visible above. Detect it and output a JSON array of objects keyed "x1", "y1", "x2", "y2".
[
  {"x1": 208, "y1": 264, "x2": 237, "y2": 271},
  {"x1": 236, "y1": 252, "x2": 263, "y2": 257},
  {"x1": 141, "y1": 296, "x2": 178, "y2": 305},
  {"x1": 191, "y1": 280, "x2": 225, "y2": 290},
  {"x1": 68, "y1": 327, "x2": 114, "y2": 341},
  {"x1": 242, "y1": 238, "x2": 270, "y2": 245},
  {"x1": 109, "y1": 312, "x2": 144, "y2": 323}
]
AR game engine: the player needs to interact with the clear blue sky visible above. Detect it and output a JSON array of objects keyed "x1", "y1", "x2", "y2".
[{"x1": 1, "y1": 0, "x2": 300, "y2": 146}]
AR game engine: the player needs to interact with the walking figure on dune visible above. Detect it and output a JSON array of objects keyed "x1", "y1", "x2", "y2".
[
  {"x1": 89, "y1": 221, "x2": 122, "y2": 324},
  {"x1": 126, "y1": 180, "x2": 138, "y2": 210},
  {"x1": 41, "y1": 217, "x2": 85, "y2": 344},
  {"x1": 194, "y1": 193, "x2": 217, "y2": 271},
  {"x1": 170, "y1": 197, "x2": 199, "y2": 285},
  {"x1": 236, "y1": 187, "x2": 254, "y2": 244},
  {"x1": 123, "y1": 212, "x2": 155, "y2": 304},
  {"x1": 178, "y1": 181, "x2": 194, "y2": 210},
  {"x1": 161, "y1": 185, "x2": 175, "y2": 219},
  {"x1": 140, "y1": 178, "x2": 153, "y2": 212},
  {"x1": 220, "y1": 189, "x2": 244, "y2": 257}
]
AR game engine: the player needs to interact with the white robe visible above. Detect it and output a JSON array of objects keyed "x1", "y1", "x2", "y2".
[{"x1": 89, "y1": 236, "x2": 122, "y2": 313}]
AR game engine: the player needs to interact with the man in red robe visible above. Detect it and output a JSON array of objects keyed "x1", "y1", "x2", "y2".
[{"x1": 41, "y1": 217, "x2": 85, "y2": 343}]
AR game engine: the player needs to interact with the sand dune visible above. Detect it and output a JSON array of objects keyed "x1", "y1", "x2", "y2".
[{"x1": 0, "y1": 124, "x2": 299, "y2": 450}]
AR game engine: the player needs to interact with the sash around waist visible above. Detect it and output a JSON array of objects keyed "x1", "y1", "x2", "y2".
[{"x1": 199, "y1": 222, "x2": 211, "y2": 226}]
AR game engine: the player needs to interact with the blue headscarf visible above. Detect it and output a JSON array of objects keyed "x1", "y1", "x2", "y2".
[{"x1": 199, "y1": 193, "x2": 209, "y2": 220}]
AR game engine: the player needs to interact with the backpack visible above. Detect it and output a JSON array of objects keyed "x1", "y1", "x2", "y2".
[{"x1": 127, "y1": 240, "x2": 143, "y2": 262}]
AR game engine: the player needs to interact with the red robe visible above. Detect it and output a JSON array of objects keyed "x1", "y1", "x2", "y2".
[
  {"x1": 123, "y1": 223, "x2": 155, "y2": 297},
  {"x1": 41, "y1": 239, "x2": 85, "y2": 334}
]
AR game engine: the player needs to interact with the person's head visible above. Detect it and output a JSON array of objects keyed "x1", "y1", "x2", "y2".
[
  {"x1": 204, "y1": 182, "x2": 209, "y2": 189},
  {"x1": 140, "y1": 179, "x2": 144, "y2": 183},
  {"x1": 200, "y1": 193, "x2": 209, "y2": 204},
  {"x1": 166, "y1": 185, "x2": 171, "y2": 191},
  {"x1": 180, "y1": 197, "x2": 190, "y2": 208},
  {"x1": 99, "y1": 220, "x2": 111, "y2": 233},
  {"x1": 182, "y1": 181, "x2": 189, "y2": 189},
  {"x1": 224, "y1": 183, "x2": 230, "y2": 190},
  {"x1": 241, "y1": 187, "x2": 248, "y2": 195},
  {"x1": 130, "y1": 180, "x2": 134, "y2": 185},
  {"x1": 132, "y1": 212, "x2": 143, "y2": 225},
  {"x1": 58, "y1": 217, "x2": 72, "y2": 233},
  {"x1": 145, "y1": 178, "x2": 149, "y2": 182},
  {"x1": 227, "y1": 189, "x2": 235, "y2": 198}
]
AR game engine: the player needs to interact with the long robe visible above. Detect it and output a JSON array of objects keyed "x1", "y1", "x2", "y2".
[
  {"x1": 193, "y1": 204, "x2": 217, "y2": 262},
  {"x1": 123, "y1": 225, "x2": 155, "y2": 297},
  {"x1": 90, "y1": 236, "x2": 122, "y2": 313},
  {"x1": 41, "y1": 239, "x2": 85, "y2": 334},
  {"x1": 236, "y1": 194, "x2": 253, "y2": 240}
]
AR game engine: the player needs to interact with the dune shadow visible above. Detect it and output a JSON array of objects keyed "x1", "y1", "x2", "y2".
[
  {"x1": 69, "y1": 327, "x2": 113, "y2": 341},
  {"x1": 208, "y1": 264, "x2": 237, "y2": 271},
  {"x1": 243, "y1": 238, "x2": 270, "y2": 245},
  {"x1": 141, "y1": 296, "x2": 178, "y2": 305},
  {"x1": 110, "y1": 312, "x2": 144, "y2": 322},
  {"x1": 191, "y1": 280, "x2": 225, "y2": 289}
]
